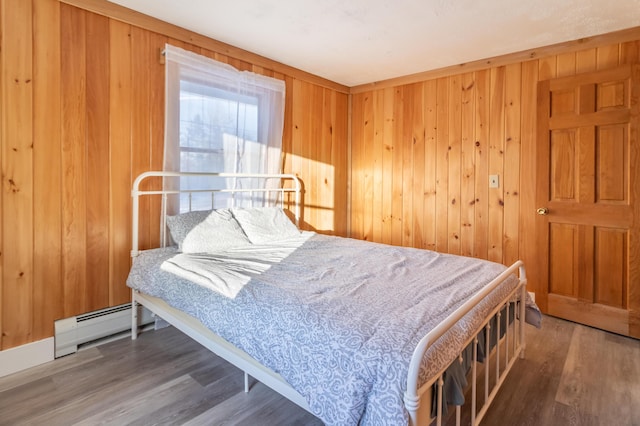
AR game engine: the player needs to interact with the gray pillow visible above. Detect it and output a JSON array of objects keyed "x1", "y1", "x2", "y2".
[{"x1": 166, "y1": 210, "x2": 212, "y2": 248}]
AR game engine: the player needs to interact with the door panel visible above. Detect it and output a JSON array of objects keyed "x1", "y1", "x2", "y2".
[
  {"x1": 597, "y1": 80, "x2": 627, "y2": 110},
  {"x1": 597, "y1": 124, "x2": 627, "y2": 202},
  {"x1": 549, "y1": 223, "x2": 578, "y2": 297},
  {"x1": 537, "y1": 65, "x2": 640, "y2": 338},
  {"x1": 550, "y1": 129, "x2": 577, "y2": 200},
  {"x1": 595, "y1": 227, "x2": 627, "y2": 307}
]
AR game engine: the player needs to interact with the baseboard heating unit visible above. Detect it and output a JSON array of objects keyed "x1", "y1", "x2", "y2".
[{"x1": 54, "y1": 303, "x2": 154, "y2": 358}]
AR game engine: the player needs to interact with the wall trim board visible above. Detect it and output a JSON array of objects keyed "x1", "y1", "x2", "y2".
[
  {"x1": 0, "y1": 337, "x2": 54, "y2": 378},
  {"x1": 59, "y1": 0, "x2": 350, "y2": 94},
  {"x1": 350, "y1": 26, "x2": 640, "y2": 93}
]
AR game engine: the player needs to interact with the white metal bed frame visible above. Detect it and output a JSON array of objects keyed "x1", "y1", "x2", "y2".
[{"x1": 130, "y1": 171, "x2": 528, "y2": 426}]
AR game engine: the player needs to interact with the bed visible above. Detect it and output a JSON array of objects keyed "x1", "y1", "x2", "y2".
[{"x1": 127, "y1": 171, "x2": 539, "y2": 426}]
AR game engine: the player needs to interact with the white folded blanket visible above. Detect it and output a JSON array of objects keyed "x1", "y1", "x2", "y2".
[{"x1": 161, "y1": 232, "x2": 314, "y2": 298}]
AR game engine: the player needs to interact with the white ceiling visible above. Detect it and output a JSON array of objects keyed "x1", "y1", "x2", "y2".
[{"x1": 108, "y1": 0, "x2": 640, "y2": 87}]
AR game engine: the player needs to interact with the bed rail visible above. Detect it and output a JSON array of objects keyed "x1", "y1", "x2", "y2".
[{"x1": 131, "y1": 171, "x2": 302, "y2": 258}]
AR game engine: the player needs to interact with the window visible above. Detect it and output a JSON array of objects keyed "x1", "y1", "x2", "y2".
[
  {"x1": 163, "y1": 45, "x2": 286, "y2": 212},
  {"x1": 179, "y1": 80, "x2": 258, "y2": 174}
]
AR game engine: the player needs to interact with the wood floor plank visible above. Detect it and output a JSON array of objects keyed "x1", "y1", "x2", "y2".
[
  {"x1": 0, "y1": 377, "x2": 58, "y2": 422},
  {"x1": 549, "y1": 399, "x2": 601, "y2": 426},
  {"x1": 74, "y1": 375, "x2": 204, "y2": 426},
  {"x1": 183, "y1": 381, "x2": 321, "y2": 426},
  {"x1": 119, "y1": 363, "x2": 249, "y2": 425},
  {"x1": 556, "y1": 324, "x2": 640, "y2": 425},
  {"x1": 0, "y1": 347, "x2": 102, "y2": 393}
]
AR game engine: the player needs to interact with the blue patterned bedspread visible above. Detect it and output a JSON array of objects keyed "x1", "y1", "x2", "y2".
[{"x1": 127, "y1": 234, "x2": 519, "y2": 425}]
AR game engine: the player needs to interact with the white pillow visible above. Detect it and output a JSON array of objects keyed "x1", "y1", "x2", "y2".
[
  {"x1": 167, "y1": 209, "x2": 251, "y2": 252},
  {"x1": 232, "y1": 207, "x2": 300, "y2": 244}
]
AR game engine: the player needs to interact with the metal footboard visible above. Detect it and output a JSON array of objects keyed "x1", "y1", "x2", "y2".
[{"x1": 405, "y1": 261, "x2": 527, "y2": 426}]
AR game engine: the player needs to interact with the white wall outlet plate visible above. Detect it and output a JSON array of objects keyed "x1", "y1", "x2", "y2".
[{"x1": 489, "y1": 174, "x2": 499, "y2": 188}]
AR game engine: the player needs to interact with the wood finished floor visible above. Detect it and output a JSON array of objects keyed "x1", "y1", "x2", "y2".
[{"x1": 0, "y1": 315, "x2": 638, "y2": 426}]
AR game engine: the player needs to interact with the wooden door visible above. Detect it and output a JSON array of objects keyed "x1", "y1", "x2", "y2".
[{"x1": 536, "y1": 65, "x2": 640, "y2": 338}]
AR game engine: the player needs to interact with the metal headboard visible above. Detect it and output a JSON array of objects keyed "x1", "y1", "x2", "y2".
[{"x1": 131, "y1": 171, "x2": 302, "y2": 257}]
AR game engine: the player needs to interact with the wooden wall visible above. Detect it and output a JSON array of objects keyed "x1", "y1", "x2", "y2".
[
  {"x1": 2, "y1": 0, "x2": 638, "y2": 353},
  {"x1": 0, "y1": 0, "x2": 348, "y2": 350},
  {"x1": 350, "y1": 39, "x2": 640, "y2": 300}
]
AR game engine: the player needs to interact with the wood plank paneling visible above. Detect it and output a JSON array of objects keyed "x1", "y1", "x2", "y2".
[
  {"x1": 60, "y1": 3, "x2": 88, "y2": 317},
  {"x1": 401, "y1": 85, "x2": 415, "y2": 246},
  {"x1": 32, "y1": 0, "x2": 63, "y2": 341},
  {"x1": 503, "y1": 63, "x2": 521, "y2": 267},
  {"x1": 460, "y1": 73, "x2": 475, "y2": 257},
  {"x1": 597, "y1": 45, "x2": 620, "y2": 69},
  {"x1": 108, "y1": 19, "x2": 132, "y2": 308},
  {"x1": 519, "y1": 60, "x2": 539, "y2": 307},
  {"x1": 361, "y1": 86, "x2": 374, "y2": 241},
  {"x1": 621, "y1": 41, "x2": 640, "y2": 64},
  {"x1": 149, "y1": 32, "x2": 168, "y2": 248},
  {"x1": 576, "y1": 48, "x2": 597, "y2": 73},
  {"x1": 447, "y1": 76, "x2": 462, "y2": 255},
  {"x1": 348, "y1": 90, "x2": 364, "y2": 239},
  {"x1": 539, "y1": 56, "x2": 557, "y2": 81},
  {"x1": 435, "y1": 78, "x2": 449, "y2": 252},
  {"x1": 302, "y1": 80, "x2": 316, "y2": 227},
  {"x1": 85, "y1": 11, "x2": 110, "y2": 312},
  {"x1": 1, "y1": 0, "x2": 34, "y2": 349},
  {"x1": 318, "y1": 88, "x2": 334, "y2": 233},
  {"x1": 474, "y1": 70, "x2": 490, "y2": 259},
  {"x1": 371, "y1": 91, "x2": 384, "y2": 242},
  {"x1": 488, "y1": 66, "x2": 505, "y2": 263},
  {"x1": 423, "y1": 81, "x2": 437, "y2": 251},
  {"x1": 557, "y1": 52, "x2": 576, "y2": 77},
  {"x1": 289, "y1": 79, "x2": 305, "y2": 225},
  {"x1": 391, "y1": 87, "x2": 404, "y2": 246},
  {"x1": 381, "y1": 87, "x2": 394, "y2": 244},
  {"x1": 411, "y1": 83, "x2": 425, "y2": 249},
  {"x1": 313, "y1": 85, "x2": 327, "y2": 230},
  {"x1": 331, "y1": 90, "x2": 349, "y2": 237},
  {"x1": 130, "y1": 26, "x2": 152, "y2": 252}
]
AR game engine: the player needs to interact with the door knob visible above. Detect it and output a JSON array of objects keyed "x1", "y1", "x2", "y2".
[{"x1": 536, "y1": 207, "x2": 549, "y2": 215}]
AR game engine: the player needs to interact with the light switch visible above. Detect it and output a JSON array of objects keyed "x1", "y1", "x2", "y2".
[{"x1": 489, "y1": 174, "x2": 499, "y2": 188}]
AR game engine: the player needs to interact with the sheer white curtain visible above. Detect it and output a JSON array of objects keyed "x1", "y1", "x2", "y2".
[{"x1": 163, "y1": 44, "x2": 286, "y2": 213}]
